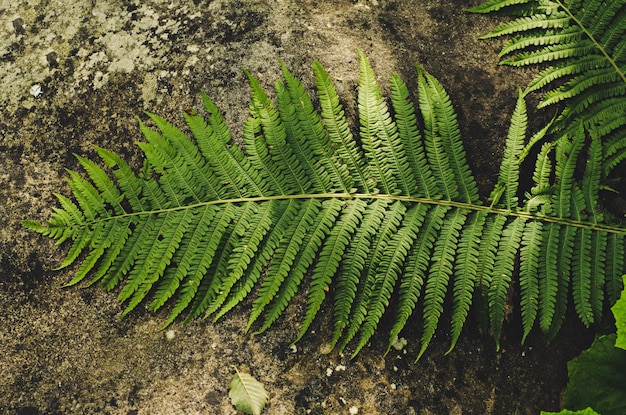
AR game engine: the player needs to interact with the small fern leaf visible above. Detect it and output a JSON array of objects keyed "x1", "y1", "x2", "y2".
[
  {"x1": 100, "y1": 215, "x2": 163, "y2": 293},
  {"x1": 246, "y1": 72, "x2": 306, "y2": 195},
  {"x1": 70, "y1": 217, "x2": 133, "y2": 287},
  {"x1": 481, "y1": 13, "x2": 570, "y2": 39},
  {"x1": 573, "y1": 227, "x2": 594, "y2": 326},
  {"x1": 281, "y1": 62, "x2": 353, "y2": 193},
  {"x1": 207, "y1": 201, "x2": 275, "y2": 320},
  {"x1": 465, "y1": 0, "x2": 533, "y2": 14},
  {"x1": 354, "y1": 203, "x2": 428, "y2": 357},
  {"x1": 331, "y1": 199, "x2": 386, "y2": 348},
  {"x1": 296, "y1": 199, "x2": 367, "y2": 343},
  {"x1": 229, "y1": 367, "x2": 269, "y2": 415},
  {"x1": 159, "y1": 204, "x2": 235, "y2": 327},
  {"x1": 388, "y1": 205, "x2": 448, "y2": 352},
  {"x1": 538, "y1": 222, "x2": 561, "y2": 333},
  {"x1": 357, "y1": 50, "x2": 404, "y2": 195},
  {"x1": 313, "y1": 61, "x2": 372, "y2": 193},
  {"x1": 119, "y1": 211, "x2": 193, "y2": 317},
  {"x1": 606, "y1": 233, "x2": 625, "y2": 305},
  {"x1": 418, "y1": 208, "x2": 467, "y2": 360},
  {"x1": 447, "y1": 210, "x2": 488, "y2": 353},
  {"x1": 216, "y1": 200, "x2": 297, "y2": 322},
  {"x1": 588, "y1": 230, "x2": 607, "y2": 322},
  {"x1": 390, "y1": 73, "x2": 439, "y2": 198},
  {"x1": 520, "y1": 219, "x2": 542, "y2": 343},
  {"x1": 341, "y1": 200, "x2": 406, "y2": 353},
  {"x1": 490, "y1": 216, "x2": 526, "y2": 349},
  {"x1": 259, "y1": 199, "x2": 342, "y2": 334},
  {"x1": 546, "y1": 223, "x2": 577, "y2": 339},
  {"x1": 248, "y1": 199, "x2": 321, "y2": 331},
  {"x1": 421, "y1": 68, "x2": 479, "y2": 204},
  {"x1": 494, "y1": 89, "x2": 527, "y2": 209}
]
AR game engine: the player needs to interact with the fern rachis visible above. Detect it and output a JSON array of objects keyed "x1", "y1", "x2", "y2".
[{"x1": 25, "y1": 51, "x2": 626, "y2": 358}]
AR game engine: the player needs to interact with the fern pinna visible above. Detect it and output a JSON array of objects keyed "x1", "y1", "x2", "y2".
[
  {"x1": 468, "y1": 0, "x2": 626, "y2": 175},
  {"x1": 24, "y1": 51, "x2": 626, "y2": 358}
]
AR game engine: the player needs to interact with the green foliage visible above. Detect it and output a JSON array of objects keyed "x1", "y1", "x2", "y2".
[
  {"x1": 468, "y1": 0, "x2": 626, "y2": 175},
  {"x1": 23, "y1": 52, "x2": 626, "y2": 358},
  {"x1": 229, "y1": 367, "x2": 268, "y2": 415},
  {"x1": 613, "y1": 275, "x2": 626, "y2": 350},
  {"x1": 542, "y1": 278, "x2": 626, "y2": 415},
  {"x1": 561, "y1": 335, "x2": 626, "y2": 415}
]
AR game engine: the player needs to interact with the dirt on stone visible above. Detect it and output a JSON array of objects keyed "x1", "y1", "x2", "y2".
[{"x1": 0, "y1": 0, "x2": 595, "y2": 414}]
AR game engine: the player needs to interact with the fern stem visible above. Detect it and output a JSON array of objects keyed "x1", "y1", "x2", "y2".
[{"x1": 81, "y1": 193, "x2": 626, "y2": 235}]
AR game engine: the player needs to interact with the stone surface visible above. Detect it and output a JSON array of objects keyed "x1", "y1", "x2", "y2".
[{"x1": 1, "y1": 0, "x2": 592, "y2": 414}]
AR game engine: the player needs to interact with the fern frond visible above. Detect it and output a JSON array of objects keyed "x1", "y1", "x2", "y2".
[
  {"x1": 390, "y1": 74, "x2": 439, "y2": 198},
  {"x1": 357, "y1": 50, "x2": 405, "y2": 195},
  {"x1": 313, "y1": 61, "x2": 372, "y2": 193},
  {"x1": 25, "y1": 52, "x2": 626, "y2": 360},
  {"x1": 472, "y1": 0, "x2": 626, "y2": 176},
  {"x1": 588, "y1": 230, "x2": 607, "y2": 322},
  {"x1": 280, "y1": 63, "x2": 353, "y2": 193},
  {"x1": 246, "y1": 72, "x2": 306, "y2": 195},
  {"x1": 606, "y1": 233, "x2": 626, "y2": 304},
  {"x1": 480, "y1": 14, "x2": 571, "y2": 39},
  {"x1": 258, "y1": 198, "x2": 342, "y2": 333},
  {"x1": 490, "y1": 216, "x2": 526, "y2": 349},
  {"x1": 247, "y1": 199, "x2": 321, "y2": 331},
  {"x1": 207, "y1": 201, "x2": 275, "y2": 320}
]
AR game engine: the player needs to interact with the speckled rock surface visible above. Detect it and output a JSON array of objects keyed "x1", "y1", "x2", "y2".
[{"x1": 1, "y1": 1, "x2": 593, "y2": 414}]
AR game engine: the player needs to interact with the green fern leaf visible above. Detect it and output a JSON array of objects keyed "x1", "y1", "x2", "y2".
[
  {"x1": 357, "y1": 50, "x2": 407, "y2": 195},
  {"x1": 387, "y1": 205, "x2": 447, "y2": 353},
  {"x1": 472, "y1": 0, "x2": 626, "y2": 176},
  {"x1": 24, "y1": 52, "x2": 626, "y2": 360},
  {"x1": 248, "y1": 199, "x2": 322, "y2": 331},
  {"x1": 447, "y1": 210, "x2": 488, "y2": 353},
  {"x1": 332, "y1": 199, "x2": 385, "y2": 348},
  {"x1": 390, "y1": 74, "x2": 439, "y2": 198},
  {"x1": 259, "y1": 199, "x2": 342, "y2": 334},
  {"x1": 418, "y1": 208, "x2": 467, "y2": 360},
  {"x1": 465, "y1": 0, "x2": 533, "y2": 14},
  {"x1": 417, "y1": 65, "x2": 479, "y2": 204},
  {"x1": 520, "y1": 219, "x2": 542, "y2": 343},
  {"x1": 354, "y1": 203, "x2": 428, "y2": 357},
  {"x1": 297, "y1": 199, "x2": 367, "y2": 344},
  {"x1": 606, "y1": 234, "x2": 626, "y2": 304},
  {"x1": 313, "y1": 61, "x2": 372, "y2": 193},
  {"x1": 490, "y1": 216, "x2": 526, "y2": 349},
  {"x1": 493, "y1": 89, "x2": 527, "y2": 209},
  {"x1": 341, "y1": 200, "x2": 406, "y2": 353}
]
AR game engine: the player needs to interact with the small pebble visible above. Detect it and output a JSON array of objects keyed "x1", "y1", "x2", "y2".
[{"x1": 30, "y1": 84, "x2": 43, "y2": 97}]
